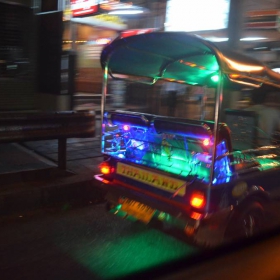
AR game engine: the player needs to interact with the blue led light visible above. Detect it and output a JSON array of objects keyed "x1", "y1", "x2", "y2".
[{"x1": 213, "y1": 140, "x2": 232, "y2": 184}]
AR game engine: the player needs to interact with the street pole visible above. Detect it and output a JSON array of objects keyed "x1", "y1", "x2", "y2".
[{"x1": 228, "y1": 0, "x2": 244, "y2": 51}]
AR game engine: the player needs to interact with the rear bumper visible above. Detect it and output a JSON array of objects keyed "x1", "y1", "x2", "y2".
[
  {"x1": 95, "y1": 174, "x2": 194, "y2": 221},
  {"x1": 95, "y1": 174, "x2": 232, "y2": 247}
]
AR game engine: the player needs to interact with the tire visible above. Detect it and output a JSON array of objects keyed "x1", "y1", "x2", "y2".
[{"x1": 225, "y1": 201, "x2": 265, "y2": 242}]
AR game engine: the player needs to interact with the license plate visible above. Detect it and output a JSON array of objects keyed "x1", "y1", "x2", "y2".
[
  {"x1": 116, "y1": 162, "x2": 186, "y2": 196},
  {"x1": 121, "y1": 198, "x2": 155, "y2": 224}
]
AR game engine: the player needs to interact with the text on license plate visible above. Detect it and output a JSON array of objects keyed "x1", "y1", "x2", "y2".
[{"x1": 116, "y1": 162, "x2": 186, "y2": 196}]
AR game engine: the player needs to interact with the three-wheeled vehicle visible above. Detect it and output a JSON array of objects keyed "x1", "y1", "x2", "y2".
[{"x1": 94, "y1": 32, "x2": 280, "y2": 247}]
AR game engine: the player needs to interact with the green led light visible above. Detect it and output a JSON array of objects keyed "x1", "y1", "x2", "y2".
[
  {"x1": 211, "y1": 74, "x2": 219, "y2": 82},
  {"x1": 143, "y1": 150, "x2": 210, "y2": 180}
]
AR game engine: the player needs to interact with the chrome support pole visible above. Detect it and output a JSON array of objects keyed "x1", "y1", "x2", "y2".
[
  {"x1": 207, "y1": 70, "x2": 224, "y2": 212},
  {"x1": 100, "y1": 63, "x2": 108, "y2": 149}
]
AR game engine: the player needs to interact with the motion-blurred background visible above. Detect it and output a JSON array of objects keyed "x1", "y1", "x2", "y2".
[{"x1": 1, "y1": 0, "x2": 280, "y2": 113}]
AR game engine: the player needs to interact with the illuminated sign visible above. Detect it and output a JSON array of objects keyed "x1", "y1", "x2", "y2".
[
  {"x1": 120, "y1": 28, "x2": 157, "y2": 38},
  {"x1": 245, "y1": 9, "x2": 280, "y2": 30},
  {"x1": 71, "y1": 14, "x2": 127, "y2": 30},
  {"x1": 71, "y1": 0, "x2": 99, "y2": 17},
  {"x1": 100, "y1": 0, "x2": 132, "y2": 11},
  {"x1": 93, "y1": 14, "x2": 123, "y2": 24},
  {"x1": 63, "y1": 8, "x2": 72, "y2": 21},
  {"x1": 165, "y1": 0, "x2": 230, "y2": 32}
]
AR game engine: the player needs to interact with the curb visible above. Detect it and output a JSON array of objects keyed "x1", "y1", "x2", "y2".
[{"x1": 0, "y1": 176, "x2": 106, "y2": 216}]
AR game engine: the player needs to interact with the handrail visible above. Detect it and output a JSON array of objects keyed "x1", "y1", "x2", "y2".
[{"x1": 0, "y1": 111, "x2": 95, "y2": 170}]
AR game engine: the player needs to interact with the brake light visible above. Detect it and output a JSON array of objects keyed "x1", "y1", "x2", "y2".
[
  {"x1": 101, "y1": 165, "x2": 110, "y2": 174},
  {"x1": 190, "y1": 211, "x2": 202, "y2": 220},
  {"x1": 99, "y1": 162, "x2": 113, "y2": 175},
  {"x1": 190, "y1": 191, "x2": 205, "y2": 209}
]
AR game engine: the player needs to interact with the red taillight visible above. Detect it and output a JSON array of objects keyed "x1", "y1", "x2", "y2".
[
  {"x1": 99, "y1": 162, "x2": 113, "y2": 175},
  {"x1": 101, "y1": 165, "x2": 110, "y2": 175},
  {"x1": 190, "y1": 211, "x2": 202, "y2": 220},
  {"x1": 190, "y1": 191, "x2": 205, "y2": 209}
]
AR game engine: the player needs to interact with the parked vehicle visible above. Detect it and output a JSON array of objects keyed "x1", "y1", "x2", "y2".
[{"x1": 95, "y1": 32, "x2": 280, "y2": 247}]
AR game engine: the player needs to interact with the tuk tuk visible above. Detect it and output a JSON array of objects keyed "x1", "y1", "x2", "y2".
[{"x1": 94, "y1": 32, "x2": 280, "y2": 247}]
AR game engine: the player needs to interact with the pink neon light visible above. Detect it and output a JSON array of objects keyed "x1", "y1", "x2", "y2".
[{"x1": 123, "y1": 125, "x2": 130, "y2": 131}]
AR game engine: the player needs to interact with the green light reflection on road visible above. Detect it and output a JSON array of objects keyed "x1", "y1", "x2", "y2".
[{"x1": 71, "y1": 228, "x2": 199, "y2": 279}]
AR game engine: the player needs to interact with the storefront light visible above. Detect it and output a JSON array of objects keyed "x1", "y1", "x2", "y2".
[
  {"x1": 96, "y1": 38, "x2": 112, "y2": 45},
  {"x1": 205, "y1": 37, "x2": 228, "y2": 42},
  {"x1": 240, "y1": 37, "x2": 267, "y2": 41},
  {"x1": 272, "y1": 68, "x2": 280, "y2": 74},
  {"x1": 204, "y1": 37, "x2": 267, "y2": 42},
  {"x1": 108, "y1": 10, "x2": 144, "y2": 15}
]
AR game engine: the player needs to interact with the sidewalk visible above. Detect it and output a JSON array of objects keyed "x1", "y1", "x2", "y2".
[{"x1": 0, "y1": 136, "x2": 106, "y2": 216}]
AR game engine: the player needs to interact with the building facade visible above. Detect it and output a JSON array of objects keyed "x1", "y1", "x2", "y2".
[{"x1": 0, "y1": 0, "x2": 280, "y2": 112}]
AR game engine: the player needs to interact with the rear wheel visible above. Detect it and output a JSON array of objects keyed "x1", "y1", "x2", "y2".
[{"x1": 225, "y1": 201, "x2": 265, "y2": 242}]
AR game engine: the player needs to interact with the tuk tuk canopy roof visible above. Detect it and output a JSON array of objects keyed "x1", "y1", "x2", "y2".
[{"x1": 101, "y1": 32, "x2": 280, "y2": 89}]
